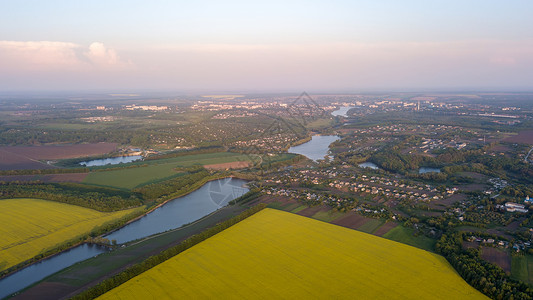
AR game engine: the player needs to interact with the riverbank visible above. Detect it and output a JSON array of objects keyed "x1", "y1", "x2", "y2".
[
  {"x1": 0, "y1": 207, "x2": 144, "y2": 279},
  {"x1": 14, "y1": 204, "x2": 258, "y2": 300},
  {"x1": 1, "y1": 173, "x2": 237, "y2": 280}
]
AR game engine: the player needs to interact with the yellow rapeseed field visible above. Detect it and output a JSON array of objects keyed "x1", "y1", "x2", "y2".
[
  {"x1": 99, "y1": 208, "x2": 487, "y2": 299},
  {"x1": 0, "y1": 198, "x2": 139, "y2": 272}
]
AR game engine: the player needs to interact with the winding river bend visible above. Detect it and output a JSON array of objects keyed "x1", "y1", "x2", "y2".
[{"x1": 0, "y1": 177, "x2": 248, "y2": 299}]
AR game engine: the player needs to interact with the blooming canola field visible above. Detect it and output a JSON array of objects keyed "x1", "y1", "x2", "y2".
[
  {"x1": 0, "y1": 198, "x2": 138, "y2": 272},
  {"x1": 99, "y1": 208, "x2": 487, "y2": 299}
]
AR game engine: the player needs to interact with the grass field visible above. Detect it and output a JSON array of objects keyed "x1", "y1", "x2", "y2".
[
  {"x1": 98, "y1": 209, "x2": 486, "y2": 299},
  {"x1": 0, "y1": 198, "x2": 139, "y2": 272},
  {"x1": 382, "y1": 225, "x2": 436, "y2": 252},
  {"x1": 356, "y1": 218, "x2": 385, "y2": 234},
  {"x1": 83, "y1": 152, "x2": 254, "y2": 189},
  {"x1": 311, "y1": 209, "x2": 346, "y2": 222},
  {"x1": 512, "y1": 255, "x2": 533, "y2": 285}
]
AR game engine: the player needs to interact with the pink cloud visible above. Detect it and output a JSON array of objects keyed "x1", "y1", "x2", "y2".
[{"x1": 0, "y1": 41, "x2": 132, "y2": 72}]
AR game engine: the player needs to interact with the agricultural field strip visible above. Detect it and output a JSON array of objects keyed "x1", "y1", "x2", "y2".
[
  {"x1": 83, "y1": 152, "x2": 252, "y2": 189},
  {"x1": 0, "y1": 198, "x2": 138, "y2": 272},
  {"x1": 99, "y1": 209, "x2": 486, "y2": 299}
]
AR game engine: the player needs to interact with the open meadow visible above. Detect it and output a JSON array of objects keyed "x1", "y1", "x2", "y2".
[
  {"x1": 0, "y1": 198, "x2": 140, "y2": 272},
  {"x1": 98, "y1": 208, "x2": 486, "y2": 299},
  {"x1": 83, "y1": 152, "x2": 255, "y2": 189}
]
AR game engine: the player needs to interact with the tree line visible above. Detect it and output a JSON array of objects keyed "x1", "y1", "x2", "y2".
[
  {"x1": 436, "y1": 231, "x2": 533, "y2": 300},
  {"x1": 0, "y1": 182, "x2": 143, "y2": 211},
  {"x1": 72, "y1": 203, "x2": 267, "y2": 300}
]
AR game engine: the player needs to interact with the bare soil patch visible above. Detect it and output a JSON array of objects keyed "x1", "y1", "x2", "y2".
[
  {"x1": 374, "y1": 221, "x2": 399, "y2": 236},
  {"x1": 0, "y1": 143, "x2": 118, "y2": 160},
  {"x1": 0, "y1": 173, "x2": 88, "y2": 183},
  {"x1": 504, "y1": 130, "x2": 533, "y2": 145},
  {"x1": 462, "y1": 241, "x2": 478, "y2": 249},
  {"x1": 457, "y1": 172, "x2": 487, "y2": 180},
  {"x1": 504, "y1": 220, "x2": 522, "y2": 231},
  {"x1": 204, "y1": 161, "x2": 250, "y2": 170},
  {"x1": 460, "y1": 183, "x2": 488, "y2": 192},
  {"x1": 436, "y1": 193, "x2": 466, "y2": 206},
  {"x1": 331, "y1": 212, "x2": 372, "y2": 230},
  {"x1": 0, "y1": 143, "x2": 117, "y2": 170},
  {"x1": 296, "y1": 205, "x2": 329, "y2": 217},
  {"x1": 14, "y1": 282, "x2": 73, "y2": 300},
  {"x1": 481, "y1": 247, "x2": 511, "y2": 273},
  {"x1": 0, "y1": 149, "x2": 52, "y2": 170},
  {"x1": 491, "y1": 145, "x2": 512, "y2": 153}
]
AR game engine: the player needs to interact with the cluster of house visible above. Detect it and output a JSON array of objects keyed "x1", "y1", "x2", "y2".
[
  {"x1": 265, "y1": 168, "x2": 458, "y2": 206},
  {"x1": 124, "y1": 105, "x2": 168, "y2": 111},
  {"x1": 420, "y1": 138, "x2": 467, "y2": 152},
  {"x1": 232, "y1": 134, "x2": 298, "y2": 152},
  {"x1": 467, "y1": 236, "x2": 509, "y2": 248},
  {"x1": 467, "y1": 234, "x2": 532, "y2": 253}
]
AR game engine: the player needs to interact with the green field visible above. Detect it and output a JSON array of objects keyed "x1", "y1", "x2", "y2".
[
  {"x1": 99, "y1": 209, "x2": 486, "y2": 299},
  {"x1": 311, "y1": 209, "x2": 346, "y2": 222},
  {"x1": 83, "y1": 152, "x2": 254, "y2": 189},
  {"x1": 357, "y1": 218, "x2": 385, "y2": 234},
  {"x1": 0, "y1": 198, "x2": 140, "y2": 272},
  {"x1": 512, "y1": 255, "x2": 533, "y2": 285},
  {"x1": 382, "y1": 225, "x2": 436, "y2": 252}
]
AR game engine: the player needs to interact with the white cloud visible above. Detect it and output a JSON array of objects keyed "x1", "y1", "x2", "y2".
[{"x1": 0, "y1": 41, "x2": 132, "y2": 71}]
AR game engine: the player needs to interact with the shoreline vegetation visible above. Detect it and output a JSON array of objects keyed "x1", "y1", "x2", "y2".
[
  {"x1": 72, "y1": 203, "x2": 267, "y2": 300},
  {"x1": 0, "y1": 173, "x2": 250, "y2": 280},
  {"x1": 0, "y1": 204, "x2": 144, "y2": 279}
]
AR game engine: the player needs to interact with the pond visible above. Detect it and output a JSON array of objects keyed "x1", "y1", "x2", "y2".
[
  {"x1": 359, "y1": 162, "x2": 380, "y2": 170},
  {"x1": 79, "y1": 155, "x2": 143, "y2": 167},
  {"x1": 288, "y1": 135, "x2": 340, "y2": 161},
  {"x1": 419, "y1": 167, "x2": 441, "y2": 174},
  {"x1": 0, "y1": 177, "x2": 248, "y2": 298},
  {"x1": 331, "y1": 106, "x2": 354, "y2": 117}
]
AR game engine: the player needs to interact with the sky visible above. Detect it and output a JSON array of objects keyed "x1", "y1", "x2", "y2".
[{"x1": 1, "y1": 0, "x2": 532, "y2": 92}]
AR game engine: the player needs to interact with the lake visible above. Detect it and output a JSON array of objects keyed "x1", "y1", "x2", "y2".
[
  {"x1": 0, "y1": 177, "x2": 248, "y2": 299},
  {"x1": 331, "y1": 106, "x2": 354, "y2": 117},
  {"x1": 288, "y1": 135, "x2": 340, "y2": 161},
  {"x1": 359, "y1": 162, "x2": 380, "y2": 169},
  {"x1": 79, "y1": 155, "x2": 143, "y2": 167},
  {"x1": 419, "y1": 167, "x2": 441, "y2": 174}
]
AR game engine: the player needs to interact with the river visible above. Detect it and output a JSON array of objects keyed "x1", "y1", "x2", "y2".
[
  {"x1": 79, "y1": 155, "x2": 143, "y2": 167},
  {"x1": 288, "y1": 135, "x2": 340, "y2": 161},
  {"x1": 0, "y1": 177, "x2": 248, "y2": 299},
  {"x1": 105, "y1": 178, "x2": 249, "y2": 244}
]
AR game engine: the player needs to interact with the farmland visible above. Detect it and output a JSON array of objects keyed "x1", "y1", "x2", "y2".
[
  {"x1": 0, "y1": 143, "x2": 118, "y2": 170},
  {"x1": 504, "y1": 130, "x2": 533, "y2": 145},
  {"x1": 98, "y1": 209, "x2": 486, "y2": 299},
  {"x1": 512, "y1": 255, "x2": 533, "y2": 285},
  {"x1": 83, "y1": 152, "x2": 256, "y2": 190},
  {"x1": 0, "y1": 198, "x2": 140, "y2": 272}
]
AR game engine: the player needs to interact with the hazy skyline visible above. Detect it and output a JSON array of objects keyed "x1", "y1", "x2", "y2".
[{"x1": 1, "y1": 1, "x2": 532, "y2": 92}]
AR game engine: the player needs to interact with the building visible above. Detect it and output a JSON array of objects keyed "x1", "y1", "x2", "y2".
[{"x1": 505, "y1": 202, "x2": 529, "y2": 213}]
